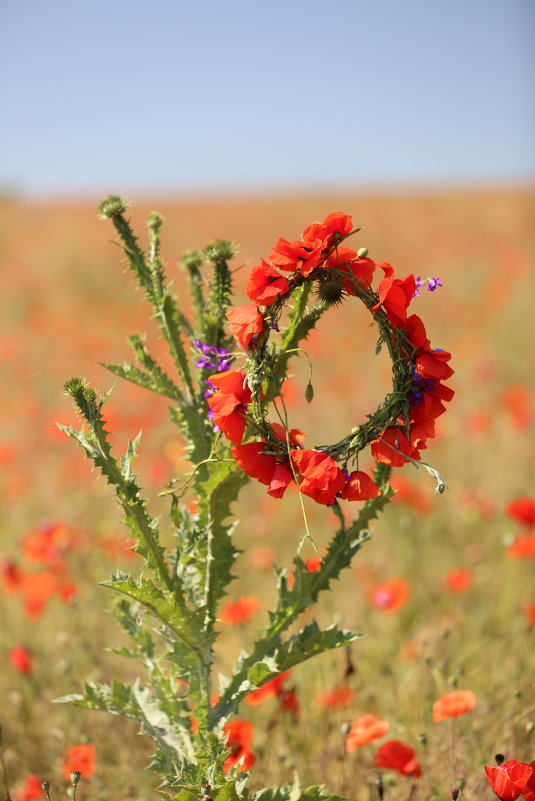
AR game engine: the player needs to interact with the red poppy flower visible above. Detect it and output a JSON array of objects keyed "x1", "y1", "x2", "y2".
[
  {"x1": 405, "y1": 313, "x2": 430, "y2": 349},
  {"x1": 2, "y1": 559, "x2": 22, "y2": 593},
  {"x1": 368, "y1": 578, "x2": 410, "y2": 612},
  {"x1": 207, "y1": 370, "x2": 252, "y2": 444},
  {"x1": 62, "y1": 744, "x2": 96, "y2": 780},
  {"x1": 523, "y1": 762, "x2": 535, "y2": 801},
  {"x1": 270, "y1": 423, "x2": 306, "y2": 447},
  {"x1": 301, "y1": 212, "x2": 353, "y2": 245},
  {"x1": 340, "y1": 471, "x2": 380, "y2": 501},
  {"x1": 245, "y1": 671, "x2": 291, "y2": 706},
  {"x1": 220, "y1": 596, "x2": 260, "y2": 624},
  {"x1": 290, "y1": 448, "x2": 346, "y2": 505},
  {"x1": 23, "y1": 521, "x2": 75, "y2": 566},
  {"x1": 279, "y1": 689, "x2": 300, "y2": 715},
  {"x1": 345, "y1": 714, "x2": 390, "y2": 752},
  {"x1": 445, "y1": 568, "x2": 472, "y2": 594},
  {"x1": 267, "y1": 463, "x2": 294, "y2": 499},
  {"x1": 247, "y1": 259, "x2": 289, "y2": 306},
  {"x1": 525, "y1": 604, "x2": 535, "y2": 626},
  {"x1": 306, "y1": 555, "x2": 323, "y2": 573},
  {"x1": 501, "y1": 385, "x2": 532, "y2": 431},
  {"x1": 414, "y1": 349, "x2": 454, "y2": 382},
  {"x1": 231, "y1": 442, "x2": 277, "y2": 485},
  {"x1": 484, "y1": 760, "x2": 534, "y2": 801},
  {"x1": 16, "y1": 774, "x2": 44, "y2": 801},
  {"x1": 323, "y1": 246, "x2": 375, "y2": 292},
  {"x1": 222, "y1": 720, "x2": 256, "y2": 774},
  {"x1": 507, "y1": 498, "x2": 535, "y2": 529},
  {"x1": 10, "y1": 646, "x2": 32, "y2": 674},
  {"x1": 432, "y1": 690, "x2": 476, "y2": 722},
  {"x1": 371, "y1": 427, "x2": 420, "y2": 468},
  {"x1": 374, "y1": 740, "x2": 421, "y2": 777},
  {"x1": 371, "y1": 265, "x2": 416, "y2": 329},
  {"x1": 508, "y1": 534, "x2": 535, "y2": 559},
  {"x1": 21, "y1": 571, "x2": 57, "y2": 618},
  {"x1": 268, "y1": 237, "x2": 324, "y2": 276},
  {"x1": 226, "y1": 305, "x2": 264, "y2": 349}
]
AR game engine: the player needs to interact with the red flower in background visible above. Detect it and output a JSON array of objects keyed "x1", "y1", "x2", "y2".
[
  {"x1": 432, "y1": 690, "x2": 476, "y2": 722},
  {"x1": 23, "y1": 521, "x2": 76, "y2": 567},
  {"x1": 220, "y1": 596, "x2": 260, "y2": 624},
  {"x1": 16, "y1": 775, "x2": 44, "y2": 801},
  {"x1": 508, "y1": 535, "x2": 535, "y2": 560},
  {"x1": 222, "y1": 720, "x2": 256, "y2": 774},
  {"x1": 1, "y1": 559, "x2": 22, "y2": 592},
  {"x1": 62, "y1": 744, "x2": 95, "y2": 780},
  {"x1": 484, "y1": 759, "x2": 534, "y2": 801},
  {"x1": 10, "y1": 646, "x2": 32, "y2": 674},
  {"x1": 374, "y1": 740, "x2": 421, "y2": 777},
  {"x1": 226, "y1": 305, "x2": 264, "y2": 349},
  {"x1": 525, "y1": 604, "x2": 535, "y2": 626},
  {"x1": 368, "y1": 579, "x2": 410, "y2": 612},
  {"x1": 20, "y1": 571, "x2": 57, "y2": 618},
  {"x1": 507, "y1": 498, "x2": 535, "y2": 529},
  {"x1": 279, "y1": 689, "x2": 300, "y2": 715},
  {"x1": 245, "y1": 671, "x2": 291, "y2": 706},
  {"x1": 315, "y1": 684, "x2": 356, "y2": 709},
  {"x1": 345, "y1": 714, "x2": 390, "y2": 752},
  {"x1": 445, "y1": 568, "x2": 472, "y2": 594}
]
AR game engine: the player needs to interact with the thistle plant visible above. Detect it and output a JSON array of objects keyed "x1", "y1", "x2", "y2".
[{"x1": 60, "y1": 197, "x2": 453, "y2": 800}]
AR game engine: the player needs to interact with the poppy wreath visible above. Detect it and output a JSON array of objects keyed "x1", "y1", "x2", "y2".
[{"x1": 207, "y1": 212, "x2": 454, "y2": 506}]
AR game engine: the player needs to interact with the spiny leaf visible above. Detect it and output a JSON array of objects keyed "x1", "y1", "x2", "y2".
[{"x1": 102, "y1": 573, "x2": 213, "y2": 665}]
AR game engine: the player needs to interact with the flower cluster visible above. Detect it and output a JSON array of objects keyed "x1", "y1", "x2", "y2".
[{"x1": 203, "y1": 212, "x2": 453, "y2": 504}]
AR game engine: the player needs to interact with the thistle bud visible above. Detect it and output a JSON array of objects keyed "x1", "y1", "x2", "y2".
[
  {"x1": 305, "y1": 383, "x2": 314, "y2": 403},
  {"x1": 495, "y1": 754, "x2": 505, "y2": 765},
  {"x1": 451, "y1": 789, "x2": 460, "y2": 800},
  {"x1": 98, "y1": 195, "x2": 130, "y2": 219},
  {"x1": 147, "y1": 211, "x2": 163, "y2": 232}
]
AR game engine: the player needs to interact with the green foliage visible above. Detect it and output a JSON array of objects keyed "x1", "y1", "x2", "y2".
[{"x1": 61, "y1": 200, "x2": 397, "y2": 792}]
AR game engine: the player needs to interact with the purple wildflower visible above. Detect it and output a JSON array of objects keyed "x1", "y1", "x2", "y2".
[
  {"x1": 191, "y1": 339, "x2": 235, "y2": 372},
  {"x1": 412, "y1": 276, "x2": 426, "y2": 298},
  {"x1": 426, "y1": 276, "x2": 443, "y2": 292}
]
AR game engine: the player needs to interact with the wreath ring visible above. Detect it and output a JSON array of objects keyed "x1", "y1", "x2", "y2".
[{"x1": 206, "y1": 212, "x2": 454, "y2": 506}]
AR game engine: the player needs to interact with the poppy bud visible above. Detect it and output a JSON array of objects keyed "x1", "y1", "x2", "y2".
[
  {"x1": 305, "y1": 383, "x2": 314, "y2": 403},
  {"x1": 70, "y1": 771, "x2": 81, "y2": 786},
  {"x1": 340, "y1": 723, "x2": 351, "y2": 736},
  {"x1": 419, "y1": 733, "x2": 428, "y2": 746},
  {"x1": 41, "y1": 780, "x2": 51, "y2": 795},
  {"x1": 357, "y1": 247, "x2": 368, "y2": 258},
  {"x1": 374, "y1": 776, "x2": 384, "y2": 800}
]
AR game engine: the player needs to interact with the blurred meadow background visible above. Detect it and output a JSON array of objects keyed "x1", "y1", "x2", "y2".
[{"x1": 0, "y1": 1, "x2": 534, "y2": 800}]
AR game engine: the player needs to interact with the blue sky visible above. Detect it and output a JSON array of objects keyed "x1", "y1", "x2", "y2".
[{"x1": 1, "y1": 0, "x2": 533, "y2": 196}]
